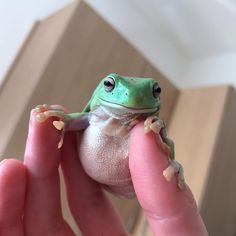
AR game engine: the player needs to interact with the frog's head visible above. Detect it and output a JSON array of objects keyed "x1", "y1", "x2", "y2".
[{"x1": 92, "y1": 73, "x2": 161, "y2": 116}]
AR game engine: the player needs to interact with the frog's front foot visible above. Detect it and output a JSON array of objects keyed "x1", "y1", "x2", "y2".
[
  {"x1": 34, "y1": 104, "x2": 65, "y2": 122},
  {"x1": 163, "y1": 160, "x2": 185, "y2": 189},
  {"x1": 144, "y1": 116, "x2": 164, "y2": 134},
  {"x1": 34, "y1": 104, "x2": 66, "y2": 148}
]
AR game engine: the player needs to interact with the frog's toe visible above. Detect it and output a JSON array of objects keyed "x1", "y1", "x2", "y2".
[
  {"x1": 43, "y1": 111, "x2": 64, "y2": 121},
  {"x1": 34, "y1": 104, "x2": 49, "y2": 113},
  {"x1": 150, "y1": 121, "x2": 162, "y2": 134},
  {"x1": 144, "y1": 116, "x2": 158, "y2": 134},
  {"x1": 36, "y1": 112, "x2": 48, "y2": 122},
  {"x1": 144, "y1": 116, "x2": 158, "y2": 125},
  {"x1": 163, "y1": 160, "x2": 186, "y2": 189},
  {"x1": 144, "y1": 116, "x2": 164, "y2": 134},
  {"x1": 35, "y1": 110, "x2": 64, "y2": 123},
  {"x1": 163, "y1": 165, "x2": 175, "y2": 181},
  {"x1": 53, "y1": 120, "x2": 65, "y2": 130}
]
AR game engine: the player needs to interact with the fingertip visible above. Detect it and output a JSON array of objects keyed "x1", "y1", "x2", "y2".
[
  {"x1": 28, "y1": 108, "x2": 59, "y2": 137},
  {"x1": 0, "y1": 158, "x2": 27, "y2": 182},
  {"x1": 25, "y1": 110, "x2": 61, "y2": 177},
  {"x1": 0, "y1": 159, "x2": 26, "y2": 226}
]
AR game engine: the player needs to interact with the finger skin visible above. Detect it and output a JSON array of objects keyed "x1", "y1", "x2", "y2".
[
  {"x1": 23, "y1": 111, "x2": 75, "y2": 236},
  {"x1": 129, "y1": 123, "x2": 208, "y2": 236},
  {"x1": 61, "y1": 132, "x2": 129, "y2": 236},
  {"x1": 0, "y1": 159, "x2": 26, "y2": 236}
]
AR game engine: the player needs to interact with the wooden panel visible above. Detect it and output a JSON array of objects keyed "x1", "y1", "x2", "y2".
[
  {"x1": 168, "y1": 86, "x2": 229, "y2": 204},
  {"x1": 200, "y1": 88, "x2": 236, "y2": 236},
  {"x1": 0, "y1": 1, "x2": 78, "y2": 156}
]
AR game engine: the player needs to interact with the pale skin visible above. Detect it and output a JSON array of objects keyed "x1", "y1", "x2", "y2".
[{"x1": 0, "y1": 112, "x2": 208, "y2": 235}]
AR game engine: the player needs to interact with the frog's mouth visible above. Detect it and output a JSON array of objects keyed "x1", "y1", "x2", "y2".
[{"x1": 99, "y1": 99, "x2": 158, "y2": 115}]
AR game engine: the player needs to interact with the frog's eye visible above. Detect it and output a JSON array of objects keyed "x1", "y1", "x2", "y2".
[
  {"x1": 153, "y1": 83, "x2": 161, "y2": 98},
  {"x1": 104, "y1": 77, "x2": 115, "y2": 92}
]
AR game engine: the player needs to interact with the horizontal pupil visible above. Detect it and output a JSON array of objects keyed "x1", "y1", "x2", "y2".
[
  {"x1": 104, "y1": 81, "x2": 112, "y2": 86},
  {"x1": 155, "y1": 87, "x2": 161, "y2": 93}
]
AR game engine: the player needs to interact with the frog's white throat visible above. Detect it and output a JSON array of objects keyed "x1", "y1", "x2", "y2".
[{"x1": 98, "y1": 99, "x2": 158, "y2": 119}]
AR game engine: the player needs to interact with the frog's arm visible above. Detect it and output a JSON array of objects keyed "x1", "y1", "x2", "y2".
[
  {"x1": 156, "y1": 120, "x2": 185, "y2": 188},
  {"x1": 144, "y1": 116, "x2": 185, "y2": 188},
  {"x1": 62, "y1": 97, "x2": 93, "y2": 131},
  {"x1": 35, "y1": 103, "x2": 92, "y2": 132},
  {"x1": 63, "y1": 112, "x2": 90, "y2": 131}
]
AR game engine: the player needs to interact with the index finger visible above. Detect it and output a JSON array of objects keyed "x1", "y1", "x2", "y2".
[{"x1": 129, "y1": 123, "x2": 208, "y2": 236}]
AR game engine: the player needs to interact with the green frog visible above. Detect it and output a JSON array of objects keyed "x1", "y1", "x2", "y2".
[{"x1": 34, "y1": 73, "x2": 185, "y2": 197}]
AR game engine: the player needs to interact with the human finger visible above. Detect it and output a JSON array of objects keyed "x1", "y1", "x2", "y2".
[
  {"x1": 23, "y1": 111, "x2": 75, "y2": 236},
  {"x1": 129, "y1": 123, "x2": 208, "y2": 236},
  {"x1": 61, "y1": 132, "x2": 129, "y2": 236},
  {"x1": 0, "y1": 159, "x2": 26, "y2": 236}
]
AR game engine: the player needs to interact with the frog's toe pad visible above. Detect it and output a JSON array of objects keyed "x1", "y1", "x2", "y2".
[
  {"x1": 163, "y1": 165, "x2": 175, "y2": 181},
  {"x1": 34, "y1": 104, "x2": 49, "y2": 113},
  {"x1": 163, "y1": 161, "x2": 186, "y2": 189},
  {"x1": 36, "y1": 112, "x2": 47, "y2": 122},
  {"x1": 150, "y1": 121, "x2": 162, "y2": 134},
  {"x1": 53, "y1": 121, "x2": 65, "y2": 130},
  {"x1": 34, "y1": 104, "x2": 65, "y2": 123},
  {"x1": 144, "y1": 116, "x2": 160, "y2": 134}
]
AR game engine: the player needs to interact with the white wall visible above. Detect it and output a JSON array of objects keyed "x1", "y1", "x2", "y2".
[
  {"x1": 86, "y1": 0, "x2": 187, "y2": 87},
  {"x1": 86, "y1": 0, "x2": 236, "y2": 89},
  {"x1": 180, "y1": 52, "x2": 236, "y2": 88}
]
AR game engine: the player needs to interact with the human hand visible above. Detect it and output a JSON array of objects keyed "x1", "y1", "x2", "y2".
[
  {"x1": 0, "y1": 111, "x2": 128, "y2": 236},
  {"x1": 0, "y1": 111, "x2": 208, "y2": 235}
]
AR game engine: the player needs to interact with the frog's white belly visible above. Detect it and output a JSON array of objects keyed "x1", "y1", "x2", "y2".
[
  {"x1": 79, "y1": 124, "x2": 131, "y2": 185},
  {"x1": 77, "y1": 107, "x2": 137, "y2": 197}
]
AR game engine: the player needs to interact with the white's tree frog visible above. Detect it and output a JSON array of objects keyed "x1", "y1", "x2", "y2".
[{"x1": 34, "y1": 73, "x2": 185, "y2": 197}]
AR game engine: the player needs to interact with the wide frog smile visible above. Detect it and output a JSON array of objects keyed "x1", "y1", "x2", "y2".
[{"x1": 98, "y1": 98, "x2": 158, "y2": 114}]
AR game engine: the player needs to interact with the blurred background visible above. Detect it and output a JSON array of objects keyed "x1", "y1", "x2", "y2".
[
  {"x1": 1, "y1": 0, "x2": 236, "y2": 87},
  {"x1": 1, "y1": 1, "x2": 236, "y2": 235}
]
